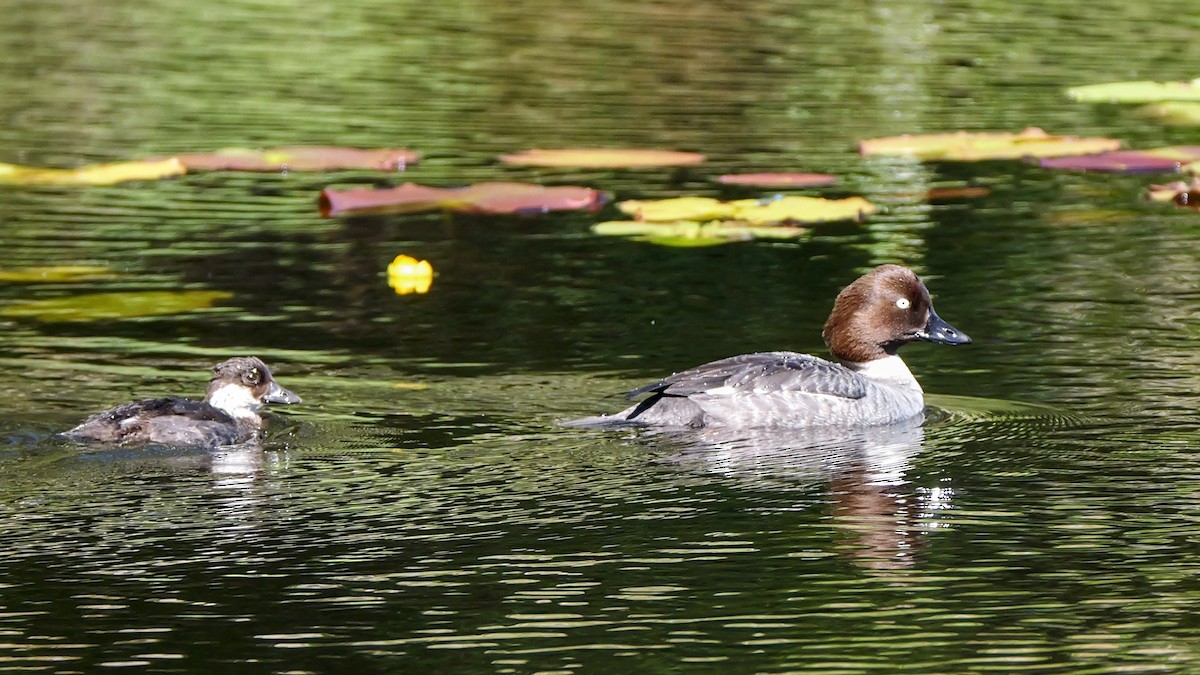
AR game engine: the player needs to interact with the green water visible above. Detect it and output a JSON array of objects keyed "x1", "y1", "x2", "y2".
[{"x1": 3, "y1": 0, "x2": 1200, "y2": 672}]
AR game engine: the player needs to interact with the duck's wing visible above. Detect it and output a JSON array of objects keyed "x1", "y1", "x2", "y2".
[
  {"x1": 625, "y1": 351, "x2": 868, "y2": 400},
  {"x1": 65, "y1": 397, "x2": 235, "y2": 442}
]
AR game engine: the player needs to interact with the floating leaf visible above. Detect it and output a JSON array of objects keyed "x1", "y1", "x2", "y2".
[
  {"x1": 499, "y1": 148, "x2": 705, "y2": 168},
  {"x1": 1145, "y1": 177, "x2": 1200, "y2": 209},
  {"x1": 593, "y1": 220, "x2": 809, "y2": 247},
  {"x1": 319, "y1": 181, "x2": 608, "y2": 217},
  {"x1": 387, "y1": 255, "x2": 434, "y2": 295},
  {"x1": 926, "y1": 186, "x2": 992, "y2": 201},
  {"x1": 1138, "y1": 102, "x2": 1200, "y2": 125},
  {"x1": 1, "y1": 290, "x2": 233, "y2": 322},
  {"x1": 0, "y1": 265, "x2": 115, "y2": 283},
  {"x1": 1067, "y1": 79, "x2": 1200, "y2": 103},
  {"x1": 617, "y1": 195, "x2": 875, "y2": 225},
  {"x1": 715, "y1": 172, "x2": 838, "y2": 188},
  {"x1": 0, "y1": 158, "x2": 186, "y2": 186},
  {"x1": 1039, "y1": 147, "x2": 1200, "y2": 173},
  {"x1": 618, "y1": 197, "x2": 737, "y2": 222},
  {"x1": 731, "y1": 196, "x2": 876, "y2": 225},
  {"x1": 858, "y1": 127, "x2": 1121, "y2": 161},
  {"x1": 173, "y1": 146, "x2": 419, "y2": 172}
]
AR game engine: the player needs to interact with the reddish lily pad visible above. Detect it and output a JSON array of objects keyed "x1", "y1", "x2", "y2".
[
  {"x1": 0, "y1": 158, "x2": 186, "y2": 186},
  {"x1": 715, "y1": 173, "x2": 839, "y2": 188},
  {"x1": 1039, "y1": 147, "x2": 1200, "y2": 173},
  {"x1": 859, "y1": 127, "x2": 1121, "y2": 161},
  {"x1": 172, "y1": 146, "x2": 419, "y2": 172},
  {"x1": 1145, "y1": 178, "x2": 1200, "y2": 209},
  {"x1": 499, "y1": 148, "x2": 705, "y2": 169},
  {"x1": 319, "y1": 182, "x2": 609, "y2": 218},
  {"x1": 1067, "y1": 80, "x2": 1200, "y2": 103}
]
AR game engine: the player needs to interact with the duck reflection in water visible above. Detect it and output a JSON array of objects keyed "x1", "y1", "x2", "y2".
[{"x1": 648, "y1": 418, "x2": 952, "y2": 570}]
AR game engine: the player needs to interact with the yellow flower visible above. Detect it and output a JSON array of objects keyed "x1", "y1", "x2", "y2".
[{"x1": 387, "y1": 255, "x2": 433, "y2": 295}]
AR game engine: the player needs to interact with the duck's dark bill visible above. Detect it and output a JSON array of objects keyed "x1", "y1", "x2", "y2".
[{"x1": 917, "y1": 310, "x2": 971, "y2": 345}]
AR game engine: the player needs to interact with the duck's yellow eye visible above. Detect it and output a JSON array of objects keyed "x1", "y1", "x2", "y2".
[{"x1": 895, "y1": 297, "x2": 911, "y2": 310}]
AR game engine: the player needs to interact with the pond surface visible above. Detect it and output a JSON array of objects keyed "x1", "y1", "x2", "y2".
[{"x1": 4, "y1": 0, "x2": 1200, "y2": 672}]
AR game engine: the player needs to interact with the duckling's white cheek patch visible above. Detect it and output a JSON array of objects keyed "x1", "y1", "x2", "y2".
[{"x1": 207, "y1": 383, "x2": 262, "y2": 417}]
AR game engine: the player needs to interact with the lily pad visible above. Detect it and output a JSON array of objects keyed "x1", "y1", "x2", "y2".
[
  {"x1": 732, "y1": 196, "x2": 876, "y2": 225},
  {"x1": 715, "y1": 173, "x2": 839, "y2": 188},
  {"x1": 387, "y1": 255, "x2": 434, "y2": 295},
  {"x1": 618, "y1": 195, "x2": 876, "y2": 225},
  {"x1": 1138, "y1": 102, "x2": 1200, "y2": 125},
  {"x1": 319, "y1": 181, "x2": 609, "y2": 217},
  {"x1": 618, "y1": 197, "x2": 737, "y2": 222},
  {"x1": 1145, "y1": 178, "x2": 1200, "y2": 209},
  {"x1": 858, "y1": 127, "x2": 1121, "y2": 161},
  {"x1": 172, "y1": 146, "x2": 419, "y2": 172},
  {"x1": 498, "y1": 148, "x2": 706, "y2": 168},
  {"x1": 1067, "y1": 79, "x2": 1200, "y2": 103},
  {"x1": 0, "y1": 265, "x2": 115, "y2": 283},
  {"x1": 1039, "y1": 147, "x2": 1200, "y2": 173},
  {"x1": 926, "y1": 186, "x2": 992, "y2": 201},
  {"x1": 592, "y1": 220, "x2": 809, "y2": 247},
  {"x1": 0, "y1": 158, "x2": 186, "y2": 186},
  {"x1": 1, "y1": 290, "x2": 233, "y2": 322}
]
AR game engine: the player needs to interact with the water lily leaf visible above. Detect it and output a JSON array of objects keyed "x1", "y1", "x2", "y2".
[
  {"x1": 1, "y1": 290, "x2": 233, "y2": 322},
  {"x1": 1145, "y1": 177, "x2": 1200, "y2": 209},
  {"x1": 1138, "y1": 102, "x2": 1200, "y2": 125},
  {"x1": 858, "y1": 127, "x2": 1121, "y2": 160},
  {"x1": 387, "y1": 255, "x2": 434, "y2": 295},
  {"x1": 617, "y1": 195, "x2": 873, "y2": 225},
  {"x1": 715, "y1": 172, "x2": 838, "y2": 188},
  {"x1": 926, "y1": 186, "x2": 992, "y2": 201},
  {"x1": 173, "y1": 146, "x2": 419, "y2": 172},
  {"x1": 0, "y1": 265, "x2": 115, "y2": 283},
  {"x1": 319, "y1": 182, "x2": 608, "y2": 217},
  {"x1": 1067, "y1": 79, "x2": 1200, "y2": 103},
  {"x1": 593, "y1": 220, "x2": 808, "y2": 246},
  {"x1": 729, "y1": 196, "x2": 876, "y2": 225},
  {"x1": 499, "y1": 148, "x2": 706, "y2": 168},
  {"x1": 0, "y1": 158, "x2": 186, "y2": 186},
  {"x1": 1038, "y1": 147, "x2": 1200, "y2": 172},
  {"x1": 617, "y1": 197, "x2": 738, "y2": 222}
]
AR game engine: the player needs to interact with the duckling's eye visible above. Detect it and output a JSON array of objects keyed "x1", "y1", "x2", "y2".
[
  {"x1": 246, "y1": 368, "x2": 260, "y2": 384},
  {"x1": 895, "y1": 297, "x2": 911, "y2": 310}
]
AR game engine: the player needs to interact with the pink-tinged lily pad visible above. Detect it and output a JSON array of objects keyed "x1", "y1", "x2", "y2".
[
  {"x1": 499, "y1": 148, "x2": 705, "y2": 169},
  {"x1": 319, "y1": 182, "x2": 609, "y2": 218},
  {"x1": 0, "y1": 158, "x2": 186, "y2": 186},
  {"x1": 1145, "y1": 178, "x2": 1200, "y2": 209},
  {"x1": 172, "y1": 146, "x2": 419, "y2": 172},
  {"x1": 1067, "y1": 80, "x2": 1200, "y2": 103},
  {"x1": 1039, "y1": 147, "x2": 1200, "y2": 173},
  {"x1": 715, "y1": 172, "x2": 839, "y2": 188},
  {"x1": 859, "y1": 127, "x2": 1121, "y2": 161}
]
